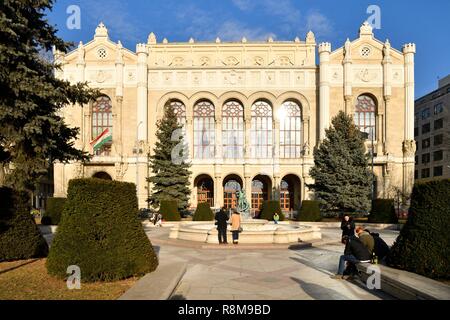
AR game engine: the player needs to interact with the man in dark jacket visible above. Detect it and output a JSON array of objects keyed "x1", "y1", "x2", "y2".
[
  {"x1": 215, "y1": 207, "x2": 229, "y2": 244},
  {"x1": 331, "y1": 235, "x2": 372, "y2": 279},
  {"x1": 340, "y1": 215, "x2": 355, "y2": 242},
  {"x1": 365, "y1": 229, "x2": 390, "y2": 261}
]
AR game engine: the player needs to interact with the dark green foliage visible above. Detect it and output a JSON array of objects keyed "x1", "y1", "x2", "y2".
[
  {"x1": 387, "y1": 179, "x2": 450, "y2": 280},
  {"x1": 193, "y1": 202, "x2": 214, "y2": 221},
  {"x1": 0, "y1": 187, "x2": 48, "y2": 261},
  {"x1": 46, "y1": 179, "x2": 158, "y2": 282},
  {"x1": 308, "y1": 111, "x2": 372, "y2": 213},
  {"x1": 159, "y1": 200, "x2": 181, "y2": 221},
  {"x1": 41, "y1": 198, "x2": 66, "y2": 225},
  {"x1": 259, "y1": 201, "x2": 285, "y2": 221},
  {"x1": 0, "y1": 1, "x2": 98, "y2": 191},
  {"x1": 148, "y1": 104, "x2": 191, "y2": 213},
  {"x1": 297, "y1": 200, "x2": 322, "y2": 222},
  {"x1": 368, "y1": 199, "x2": 398, "y2": 224}
]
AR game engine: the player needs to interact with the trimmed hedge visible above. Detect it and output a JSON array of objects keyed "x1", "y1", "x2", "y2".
[
  {"x1": 193, "y1": 202, "x2": 214, "y2": 221},
  {"x1": 159, "y1": 200, "x2": 181, "y2": 221},
  {"x1": 259, "y1": 200, "x2": 285, "y2": 221},
  {"x1": 368, "y1": 199, "x2": 398, "y2": 224},
  {"x1": 41, "y1": 198, "x2": 66, "y2": 225},
  {"x1": 46, "y1": 179, "x2": 158, "y2": 282},
  {"x1": 0, "y1": 187, "x2": 48, "y2": 261},
  {"x1": 387, "y1": 179, "x2": 450, "y2": 280},
  {"x1": 297, "y1": 200, "x2": 321, "y2": 222}
]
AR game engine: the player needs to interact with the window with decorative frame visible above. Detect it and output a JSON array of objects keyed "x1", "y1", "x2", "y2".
[
  {"x1": 92, "y1": 95, "x2": 113, "y2": 155},
  {"x1": 222, "y1": 100, "x2": 244, "y2": 159},
  {"x1": 354, "y1": 95, "x2": 376, "y2": 140},
  {"x1": 193, "y1": 101, "x2": 215, "y2": 159},
  {"x1": 167, "y1": 100, "x2": 186, "y2": 131},
  {"x1": 251, "y1": 100, "x2": 273, "y2": 158},
  {"x1": 280, "y1": 101, "x2": 302, "y2": 158}
]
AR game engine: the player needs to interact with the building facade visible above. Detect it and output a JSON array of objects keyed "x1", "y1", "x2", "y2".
[
  {"x1": 53, "y1": 22, "x2": 416, "y2": 212},
  {"x1": 414, "y1": 75, "x2": 450, "y2": 181}
]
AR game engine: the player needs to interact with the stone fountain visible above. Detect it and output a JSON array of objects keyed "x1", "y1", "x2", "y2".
[{"x1": 169, "y1": 191, "x2": 322, "y2": 244}]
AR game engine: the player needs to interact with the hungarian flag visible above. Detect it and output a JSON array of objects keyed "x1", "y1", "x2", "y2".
[{"x1": 90, "y1": 128, "x2": 112, "y2": 152}]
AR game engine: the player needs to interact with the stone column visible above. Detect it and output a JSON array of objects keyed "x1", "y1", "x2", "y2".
[
  {"x1": 215, "y1": 118, "x2": 223, "y2": 161},
  {"x1": 343, "y1": 39, "x2": 353, "y2": 114},
  {"x1": 302, "y1": 115, "x2": 311, "y2": 157},
  {"x1": 318, "y1": 42, "x2": 331, "y2": 140},
  {"x1": 244, "y1": 166, "x2": 252, "y2": 209},
  {"x1": 76, "y1": 42, "x2": 85, "y2": 83},
  {"x1": 115, "y1": 42, "x2": 124, "y2": 155},
  {"x1": 273, "y1": 119, "x2": 280, "y2": 162},
  {"x1": 402, "y1": 43, "x2": 416, "y2": 195},
  {"x1": 186, "y1": 116, "x2": 194, "y2": 160},
  {"x1": 244, "y1": 115, "x2": 252, "y2": 160},
  {"x1": 383, "y1": 40, "x2": 392, "y2": 155},
  {"x1": 214, "y1": 175, "x2": 223, "y2": 208},
  {"x1": 136, "y1": 43, "x2": 148, "y2": 142}
]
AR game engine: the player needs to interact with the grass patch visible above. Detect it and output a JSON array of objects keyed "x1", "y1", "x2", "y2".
[{"x1": 0, "y1": 259, "x2": 137, "y2": 300}]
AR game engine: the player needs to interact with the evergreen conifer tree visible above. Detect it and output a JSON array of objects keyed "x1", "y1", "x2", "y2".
[
  {"x1": 308, "y1": 111, "x2": 372, "y2": 213},
  {"x1": 148, "y1": 105, "x2": 191, "y2": 213},
  {"x1": 0, "y1": 0, "x2": 97, "y2": 191}
]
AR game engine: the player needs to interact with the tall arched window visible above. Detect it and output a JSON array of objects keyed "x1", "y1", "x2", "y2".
[
  {"x1": 280, "y1": 100, "x2": 302, "y2": 158},
  {"x1": 251, "y1": 100, "x2": 273, "y2": 158},
  {"x1": 194, "y1": 100, "x2": 215, "y2": 159},
  {"x1": 354, "y1": 95, "x2": 376, "y2": 140},
  {"x1": 222, "y1": 100, "x2": 244, "y2": 159},
  {"x1": 92, "y1": 95, "x2": 112, "y2": 155},
  {"x1": 167, "y1": 100, "x2": 186, "y2": 131}
]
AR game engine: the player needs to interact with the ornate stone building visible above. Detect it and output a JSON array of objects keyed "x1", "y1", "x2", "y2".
[{"x1": 53, "y1": 22, "x2": 416, "y2": 213}]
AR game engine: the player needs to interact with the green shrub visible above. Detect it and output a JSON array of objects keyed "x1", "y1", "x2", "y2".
[
  {"x1": 46, "y1": 179, "x2": 158, "y2": 282},
  {"x1": 297, "y1": 200, "x2": 321, "y2": 222},
  {"x1": 0, "y1": 187, "x2": 48, "y2": 261},
  {"x1": 159, "y1": 200, "x2": 181, "y2": 221},
  {"x1": 193, "y1": 202, "x2": 214, "y2": 221},
  {"x1": 387, "y1": 179, "x2": 450, "y2": 280},
  {"x1": 259, "y1": 200, "x2": 285, "y2": 221},
  {"x1": 368, "y1": 199, "x2": 398, "y2": 223},
  {"x1": 41, "y1": 198, "x2": 66, "y2": 225}
]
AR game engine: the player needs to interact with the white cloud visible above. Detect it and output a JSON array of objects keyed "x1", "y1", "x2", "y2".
[
  {"x1": 304, "y1": 10, "x2": 333, "y2": 39},
  {"x1": 231, "y1": 0, "x2": 254, "y2": 11},
  {"x1": 216, "y1": 20, "x2": 276, "y2": 41}
]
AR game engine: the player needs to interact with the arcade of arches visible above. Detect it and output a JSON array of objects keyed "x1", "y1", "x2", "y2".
[{"x1": 193, "y1": 173, "x2": 302, "y2": 215}]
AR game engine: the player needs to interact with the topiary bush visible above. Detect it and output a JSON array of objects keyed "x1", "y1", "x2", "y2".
[
  {"x1": 368, "y1": 199, "x2": 398, "y2": 223},
  {"x1": 387, "y1": 179, "x2": 450, "y2": 280},
  {"x1": 193, "y1": 202, "x2": 214, "y2": 221},
  {"x1": 259, "y1": 200, "x2": 285, "y2": 221},
  {"x1": 0, "y1": 187, "x2": 49, "y2": 261},
  {"x1": 46, "y1": 179, "x2": 158, "y2": 282},
  {"x1": 159, "y1": 200, "x2": 181, "y2": 221},
  {"x1": 41, "y1": 198, "x2": 66, "y2": 225},
  {"x1": 297, "y1": 200, "x2": 322, "y2": 222}
]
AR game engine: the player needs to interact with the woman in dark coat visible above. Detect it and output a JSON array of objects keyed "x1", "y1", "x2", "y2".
[{"x1": 340, "y1": 215, "x2": 355, "y2": 242}]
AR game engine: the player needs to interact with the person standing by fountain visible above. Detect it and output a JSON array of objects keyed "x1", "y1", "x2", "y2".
[
  {"x1": 215, "y1": 207, "x2": 229, "y2": 245},
  {"x1": 230, "y1": 209, "x2": 243, "y2": 244}
]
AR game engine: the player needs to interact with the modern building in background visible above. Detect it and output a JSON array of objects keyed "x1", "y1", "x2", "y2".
[
  {"x1": 414, "y1": 74, "x2": 450, "y2": 181},
  {"x1": 53, "y1": 22, "x2": 416, "y2": 213}
]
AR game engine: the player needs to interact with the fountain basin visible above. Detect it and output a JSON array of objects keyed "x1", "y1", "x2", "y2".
[{"x1": 169, "y1": 220, "x2": 322, "y2": 244}]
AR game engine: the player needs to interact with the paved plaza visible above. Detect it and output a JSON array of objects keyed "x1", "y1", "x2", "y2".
[{"x1": 146, "y1": 227, "x2": 399, "y2": 300}]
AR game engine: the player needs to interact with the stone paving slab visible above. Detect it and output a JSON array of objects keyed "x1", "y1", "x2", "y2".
[{"x1": 118, "y1": 261, "x2": 186, "y2": 300}]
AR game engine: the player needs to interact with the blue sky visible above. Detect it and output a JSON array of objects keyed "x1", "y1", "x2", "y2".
[{"x1": 46, "y1": 0, "x2": 450, "y2": 98}]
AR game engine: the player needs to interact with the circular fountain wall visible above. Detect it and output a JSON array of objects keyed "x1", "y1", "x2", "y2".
[{"x1": 169, "y1": 220, "x2": 322, "y2": 244}]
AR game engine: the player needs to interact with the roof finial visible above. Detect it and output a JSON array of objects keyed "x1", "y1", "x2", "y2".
[
  {"x1": 95, "y1": 22, "x2": 108, "y2": 38},
  {"x1": 215, "y1": 37, "x2": 221, "y2": 43},
  {"x1": 306, "y1": 31, "x2": 315, "y2": 44},
  {"x1": 359, "y1": 21, "x2": 373, "y2": 37},
  {"x1": 148, "y1": 32, "x2": 157, "y2": 44}
]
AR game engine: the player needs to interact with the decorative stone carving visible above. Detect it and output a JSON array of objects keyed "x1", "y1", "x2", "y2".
[
  {"x1": 96, "y1": 70, "x2": 107, "y2": 83},
  {"x1": 225, "y1": 56, "x2": 239, "y2": 66},
  {"x1": 77, "y1": 42, "x2": 85, "y2": 64},
  {"x1": 302, "y1": 142, "x2": 311, "y2": 156},
  {"x1": 253, "y1": 56, "x2": 264, "y2": 66},
  {"x1": 200, "y1": 56, "x2": 210, "y2": 66},
  {"x1": 115, "y1": 162, "x2": 129, "y2": 181},
  {"x1": 172, "y1": 57, "x2": 184, "y2": 67},
  {"x1": 74, "y1": 163, "x2": 84, "y2": 178},
  {"x1": 402, "y1": 140, "x2": 416, "y2": 158},
  {"x1": 278, "y1": 56, "x2": 292, "y2": 66},
  {"x1": 357, "y1": 68, "x2": 377, "y2": 82}
]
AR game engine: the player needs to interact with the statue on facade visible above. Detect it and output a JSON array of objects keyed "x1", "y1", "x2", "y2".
[{"x1": 236, "y1": 189, "x2": 251, "y2": 220}]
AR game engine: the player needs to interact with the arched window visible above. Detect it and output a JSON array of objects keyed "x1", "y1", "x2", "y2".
[
  {"x1": 92, "y1": 96, "x2": 112, "y2": 155},
  {"x1": 280, "y1": 101, "x2": 302, "y2": 158},
  {"x1": 355, "y1": 95, "x2": 376, "y2": 140},
  {"x1": 251, "y1": 101, "x2": 273, "y2": 158},
  {"x1": 194, "y1": 100, "x2": 215, "y2": 159},
  {"x1": 222, "y1": 100, "x2": 244, "y2": 159},
  {"x1": 167, "y1": 100, "x2": 186, "y2": 131}
]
